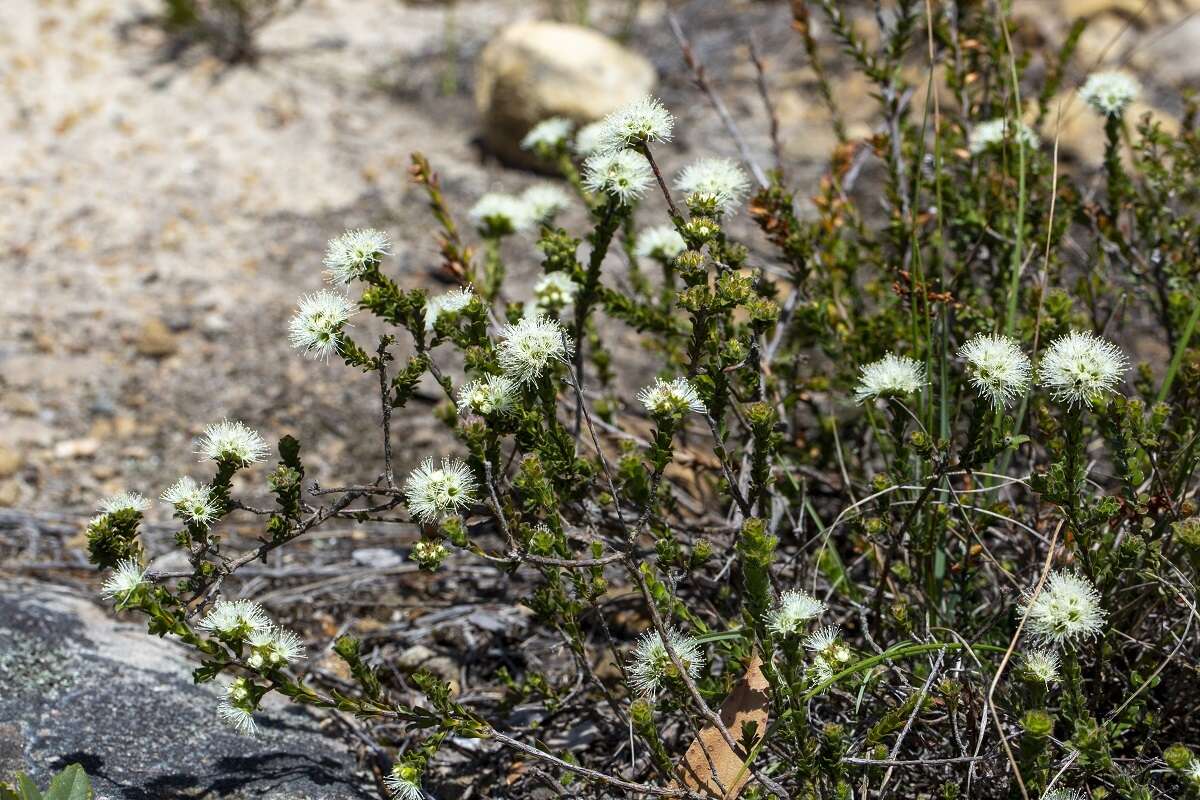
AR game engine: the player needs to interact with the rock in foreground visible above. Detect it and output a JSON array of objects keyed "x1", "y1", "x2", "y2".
[{"x1": 0, "y1": 579, "x2": 371, "y2": 799}]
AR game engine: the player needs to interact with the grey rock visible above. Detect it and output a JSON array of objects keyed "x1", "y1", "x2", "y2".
[{"x1": 0, "y1": 580, "x2": 372, "y2": 799}]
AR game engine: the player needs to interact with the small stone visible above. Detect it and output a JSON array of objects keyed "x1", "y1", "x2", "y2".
[
  {"x1": 396, "y1": 644, "x2": 437, "y2": 671},
  {"x1": 0, "y1": 480, "x2": 20, "y2": 507},
  {"x1": 474, "y1": 21, "x2": 656, "y2": 168},
  {"x1": 53, "y1": 438, "x2": 100, "y2": 459},
  {"x1": 0, "y1": 446, "x2": 23, "y2": 479},
  {"x1": 134, "y1": 318, "x2": 179, "y2": 358},
  {"x1": 351, "y1": 547, "x2": 404, "y2": 569}
]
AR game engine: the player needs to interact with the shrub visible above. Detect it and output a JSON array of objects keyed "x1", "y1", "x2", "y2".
[{"x1": 88, "y1": 3, "x2": 1200, "y2": 798}]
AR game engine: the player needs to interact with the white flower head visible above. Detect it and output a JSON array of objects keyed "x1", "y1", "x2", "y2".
[
  {"x1": 582, "y1": 149, "x2": 653, "y2": 205},
  {"x1": 1022, "y1": 570, "x2": 1106, "y2": 646},
  {"x1": 424, "y1": 287, "x2": 475, "y2": 332},
  {"x1": 456, "y1": 374, "x2": 518, "y2": 417},
  {"x1": 958, "y1": 333, "x2": 1032, "y2": 409},
  {"x1": 161, "y1": 476, "x2": 219, "y2": 526},
  {"x1": 595, "y1": 95, "x2": 674, "y2": 153},
  {"x1": 101, "y1": 558, "x2": 146, "y2": 605},
  {"x1": 288, "y1": 290, "x2": 356, "y2": 361},
  {"x1": 323, "y1": 228, "x2": 390, "y2": 284},
  {"x1": 521, "y1": 184, "x2": 572, "y2": 226},
  {"x1": 1038, "y1": 330, "x2": 1129, "y2": 408},
  {"x1": 674, "y1": 157, "x2": 751, "y2": 214},
  {"x1": 573, "y1": 120, "x2": 607, "y2": 157},
  {"x1": 809, "y1": 658, "x2": 836, "y2": 687},
  {"x1": 531, "y1": 271, "x2": 577, "y2": 313},
  {"x1": 496, "y1": 315, "x2": 574, "y2": 385},
  {"x1": 470, "y1": 192, "x2": 532, "y2": 236},
  {"x1": 217, "y1": 696, "x2": 257, "y2": 736},
  {"x1": 195, "y1": 419, "x2": 269, "y2": 467},
  {"x1": 766, "y1": 588, "x2": 827, "y2": 638},
  {"x1": 1042, "y1": 790, "x2": 1086, "y2": 800},
  {"x1": 853, "y1": 353, "x2": 927, "y2": 404},
  {"x1": 969, "y1": 118, "x2": 1039, "y2": 155},
  {"x1": 1187, "y1": 759, "x2": 1200, "y2": 785},
  {"x1": 246, "y1": 625, "x2": 306, "y2": 669},
  {"x1": 403, "y1": 457, "x2": 478, "y2": 524},
  {"x1": 385, "y1": 763, "x2": 424, "y2": 800},
  {"x1": 98, "y1": 491, "x2": 151, "y2": 515},
  {"x1": 637, "y1": 377, "x2": 706, "y2": 417},
  {"x1": 521, "y1": 116, "x2": 573, "y2": 152},
  {"x1": 628, "y1": 627, "x2": 704, "y2": 697},
  {"x1": 198, "y1": 598, "x2": 272, "y2": 638},
  {"x1": 802, "y1": 624, "x2": 842, "y2": 655},
  {"x1": 1080, "y1": 71, "x2": 1139, "y2": 117},
  {"x1": 634, "y1": 225, "x2": 687, "y2": 261},
  {"x1": 1021, "y1": 647, "x2": 1062, "y2": 684}
]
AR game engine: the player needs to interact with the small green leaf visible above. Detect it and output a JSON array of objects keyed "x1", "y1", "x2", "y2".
[
  {"x1": 15, "y1": 775, "x2": 42, "y2": 800},
  {"x1": 44, "y1": 765, "x2": 91, "y2": 800}
]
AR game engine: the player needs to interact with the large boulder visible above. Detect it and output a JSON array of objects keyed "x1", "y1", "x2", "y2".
[
  {"x1": 474, "y1": 21, "x2": 656, "y2": 168},
  {"x1": 0, "y1": 579, "x2": 371, "y2": 799}
]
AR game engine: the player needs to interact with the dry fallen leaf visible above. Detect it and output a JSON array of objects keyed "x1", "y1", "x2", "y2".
[{"x1": 672, "y1": 653, "x2": 770, "y2": 799}]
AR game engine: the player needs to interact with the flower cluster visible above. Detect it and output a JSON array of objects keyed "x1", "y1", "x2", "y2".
[
  {"x1": 161, "y1": 476, "x2": 220, "y2": 526},
  {"x1": 633, "y1": 224, "x2": 687, "y2": 261},
  {"x1": 322, "y1": 228, "x2": 390, "y2": 284},
  {"x1": 627, "y1": 627, "x2": 704, "y2": 697},
  {"x1": 496, "y1": 315, "x2": 574, "y2": 385},
  {"x1": 637, "y1": 376, "x2": 706, "y2": 418},
  {"x1": 674, "y1": 157, "x2": 750, "y2": 215},
  {"x1": 456, "y1": 374, "x2": 518, "y2": 417},
  {"x1": 1022, "y1": 570, "x2": 1106, "y2": 646},
  {"x1": 957, "y1": 333, "x2": 1032, "y2": 408},
  {"x1": 853, "y1": 353, "x2": 927, "y2": 403},
  {"x1": 288, "y1": 290, "x2": 355, "y2": 360},
  {"x1": 1037, "y1": 330, "x2": 1128, "y2": 408},
  {"x1": 1080, "y1": 71, "x2": 1139, "y2": 117},
  {"x1": 591, "y1": 95, "x2": 674, "y2": 153},
  {"x1": 424, "y1": 287, "x2": 475, "y2": 332},
  {"x1": 766, "y1": 588, "x2": 826, "y2": 638},
  {"x1": 968, "y1": 118, "x2": 1038, "y2": 154},
  {"x1": 195, "y1": 419, "x2": 269, "y2": 466},
  {"x1": 403, "y1": 457, "x2": 478, "y2": 524},
  {"x1": 582, "y1": 149, "x2": 653, "y2": 205}
]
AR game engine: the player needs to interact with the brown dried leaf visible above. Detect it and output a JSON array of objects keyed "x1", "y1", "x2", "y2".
[{"x1": 672, "y1": 653, "x2": 770, "y2": 799}]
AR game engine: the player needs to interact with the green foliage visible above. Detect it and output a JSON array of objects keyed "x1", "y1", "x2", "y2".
[{"x1": 1, "y1": 765, "x2": 91, "y2": 800}]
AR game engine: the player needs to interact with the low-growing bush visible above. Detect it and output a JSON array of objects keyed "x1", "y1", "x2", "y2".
[{"x1": 87, "y1": 2, "x2": 1200, "y2": 798}]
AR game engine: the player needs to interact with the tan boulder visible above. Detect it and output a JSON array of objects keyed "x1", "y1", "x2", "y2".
[{"x1": 475, "y1": 21, "x2": 656, "y2": 168}]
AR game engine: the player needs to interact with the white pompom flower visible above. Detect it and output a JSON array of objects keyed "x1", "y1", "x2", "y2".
[
  {"x1": 1022, "y1": 570, "x2": 1106, "y2": 647},
  {"x1": 522, "y1": 184, "x2": 572, "y2": 226},
  {"x1": 496, "y1": 315, "x2": 574, "y2": 386},
  {"x1": 957, "y1": 333, "x2": 1032, "y2": 409},
  {"x1": 520, "y1": 116, "x2": 573, "y2": 152},
  {"x1": 1187, "y1": 759, "x2": 1200, "y2": 786},
  {"x1": 1037, "y1": 330, "x2": 1129, "y2": 408},
  {"x1": 217, "y1": 680, "x2": 258, "y2": 736},
  {"x1": 674, "y1": 157, "x2": 751, "y2": 214},
  {"x1": 582, "y1": 149, "x2": 653, "y2": 205},
  {"x1": 634, "y1": 225, "x2": 687, "y2": 261},
  {"x1": 628, "y1": 627, "x2": 704, "y2": 697},
  {"x1": 573, "y1": 120, "x2": 607, "y2": 157},
  {"x1": 322, "y1": 228, "x2": 390, "y2": 284},
  {"x1": 288, "y1": 290, "x2": 356, "y2": 361},
  {"x1": 530, "y1": 271, "x2": 578, "y2": 315},
  {"x1": 98, "y1": 491, "x2": 151, "y2": 515},
  {"x1": 766, "y1": 588, "x2": 827, "y2": 638},
  {"x1": 456, "y1": 374, "x2": 518, "y2": 417},
  {"x1": 246, "y1": 625, "x2": 306, "y2": 670},
  {"x1": 594, "y1": 95, "x2": 674, "y2": 153},
  {"x1": 853, "y1": 353, "x2": 927, "y2": 404},
  {"x1": 1080, "y1": 71, "x2": 1139, "y2": 117},
  {"x1": 384, "y1": 763, "x2": 424, "y2": 800},
  {"x1": 968, "y1": 118, "x2": 1039, "y2": 155},
  {"x1": 424, "y1": 287, "x2": 475, "y2": 332},
  {"x1": 470, "y1": 192, "x2": 533, "y2": 237},
  {"x1": 403, "y1": 457, "x2": 478, "y2": 524},
  {"x1": 1021, "y1": 648, "x2": 1062, "y2": 684},
  {"x1": 161, "y1": 476, "x2": 220, "y2": 526},
  {"x1": 195, "y1": 419, "x2": 269, "y2": 467},
  {"x1": 101, "y1": 558, "x2": 147, "y2": 606},
  {"x1": 198, "y1": 598, "x2": 273, "y2": 638},
  {"x1": 637, "y1": 377, "x2": 706, "y2": 417}
]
